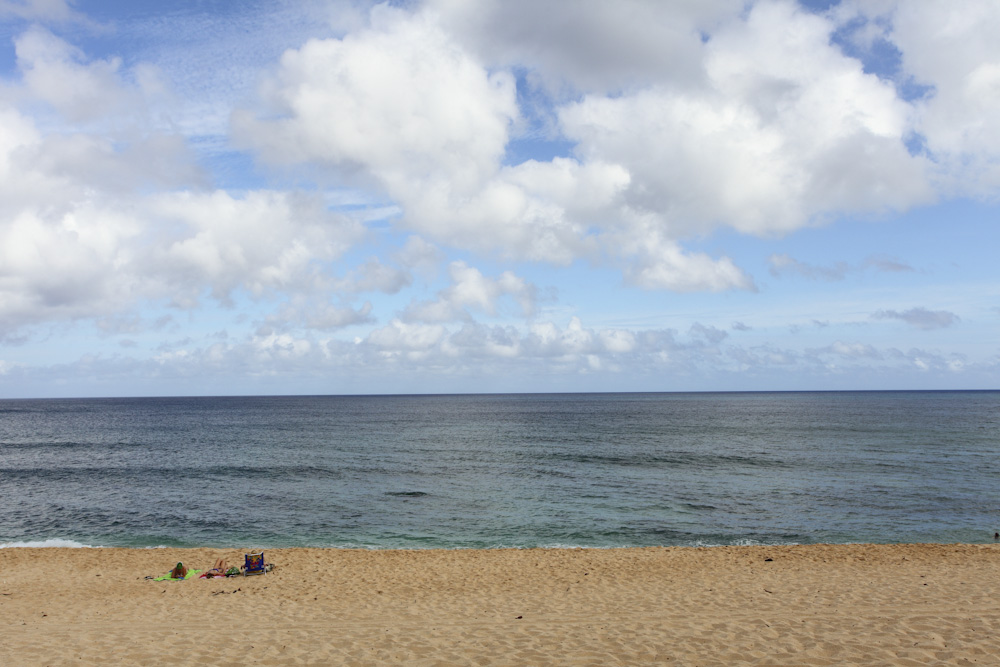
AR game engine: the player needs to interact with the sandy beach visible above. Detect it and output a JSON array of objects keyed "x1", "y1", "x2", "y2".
[{"x1": 2, "y1": 543, "x2": 999, "y2": 665}]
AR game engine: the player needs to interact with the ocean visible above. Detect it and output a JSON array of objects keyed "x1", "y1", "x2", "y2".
[{"x1": 1, "y1": 391, "x2": 998, "y2": 549}]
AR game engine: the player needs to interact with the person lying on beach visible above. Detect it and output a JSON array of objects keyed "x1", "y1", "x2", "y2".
[
  {"x1": 202, "y1": 559, "x2": 229, "y2": 578},
  {"x1": 148, "y1": 562, "x2": 202, "y2": 581}
]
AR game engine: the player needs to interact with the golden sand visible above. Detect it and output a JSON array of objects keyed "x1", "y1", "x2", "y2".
[{"x1": 2, "y1": 543, "x2": 1000, "y2": 665}]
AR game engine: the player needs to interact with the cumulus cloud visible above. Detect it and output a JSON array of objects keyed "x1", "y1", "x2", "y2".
[
  {"x1": 727, "y1": 344, "x2": 799, "y2": 368},
  {"x1": 394, "y1": 236, "x2": 445, "y2": 276},
  {"x1": 559, "y1": 1, "x2": 930, "y2": 237},
  {"x1": 430, "y1": 0, "x2": 742, "y2": 94},
  {"x1": 261, "y1": 299, "x2": 375, "y2": 334},
  {"x1": 234, "y1": 4, "x2": 741, "y2": 282},
  {"x1": 872, "y1": 307, "x2": 959, "y2": 330},
  {"x1": 881, "y1": 0, "x2": 1000, "y2": 192},
  {"x1": 331, "y1": 258, "x2": 412, "y2": 295},
  {"x1": 350, "y1": 316, "x2": 670, "y2": 376},
  {"x1": 0, "y1": 0, "x2": 86, "y2": 24},
  {"x1": 0, "y1": 176, "x2": 361, "y2": 334},
  {"x1": 621, "y1": 234, "x2": 754, "y2": 292},
  {"x1": 14, "y1": 27, "x2": 136, "y2": 123},
  {"x1": 689, "y1": 323, "x2": 729, "y2": 345},
  {"x1": 233, "y1": 5, "x2": 518, "y2": 191},
  {"x1": 234, "y1": 1, "x2": 956, "y2": 294},
  {"x1": 367, "y1": 319, "x2": 447, "y2": 353},
  {"x1": 234, "y1": 7, "x2": 631, "y2": 267},
  {"x1": 0, "y1": 22, "x2": 377, "y2": 338},
  {"x1": 150, "y1": 190, "x2": 362, "y2": 303},
  {"x1": 403, "y1": 261, "x2": 537, "y2": 323}
]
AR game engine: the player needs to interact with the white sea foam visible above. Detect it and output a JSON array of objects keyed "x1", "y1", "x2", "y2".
[
  {"x1": 0, "y1": 538, "x2": 102, "y2": 549},
  {"x1": 690, "y1": 538, "x2": 802, "y2": 549}
]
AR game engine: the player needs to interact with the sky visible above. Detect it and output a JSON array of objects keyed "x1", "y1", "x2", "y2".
[{"x1": 0, "y1": 0, "x2": 997, "y2": 398}]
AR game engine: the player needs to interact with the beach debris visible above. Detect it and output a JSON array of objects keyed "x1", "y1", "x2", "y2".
[{"x1": 764, "y1": 558, "x2": 773, "y2": 562}]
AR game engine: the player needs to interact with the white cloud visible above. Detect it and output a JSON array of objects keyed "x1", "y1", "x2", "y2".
[
  {"x1": 234, "y1": 5, "x2": 517, "y2": 185},
  {"x1": 260, "y1": 299, "x2": 374, "y2": 334},
  {"x1": 235, "y1": 6, "x2": 629, "y2": 266},
  {"x1": 5, "y1": 310, "x2": 997, "y2": 395},
  {"x1": 330, "y1": 257, "x2": 411, "y2": 295},
  {"x1": 354, "y1": 316, "x2": 673, "y2": 372},
  {"x1": 770, "y1": 254, "x2": 847, "y2": 280},
  {"x1": 862, "y1": 255, "x2": 914, "y2": 273},
  {"x1": 403, "y1": 261, "x2": 537, "y2": 323},
  {"x1": 623, "y1": 236, "x2": 754, "y2": 292},
  {"x1": 233, "y1": 1, "x2": 948, "y2": 294},
  {"x1": 394, "y1": 236, "x2": 445, "y2": 276},
  {"x1": 0, "y1": 92, "x2": 363, "y2": 332},
  {"x1": 367, "y1": 319, "x2": 447, "y2": 352},
  {"x1": 769, "y1": 253, "x2": 916, "y2": 280},
  {"x1": 0, "y1": 0, "x2": 85, "y2": 23},
  {"x1": 825, "y1": 341, "x2": 882, "y2": 359},
  {"x1": 561, "y1": 1, "x2": 930, "y2": 239},
  {"x1": 727, "y1": 344, "x2": 800, "y2": 368},
  {"x1": 599, "y1": 329, "x2": 636, "y2": 354},
  {"x1": 689, "y1": 323, "x2": 729, "y2": 346},
  {"x1": 872, "y1": 307, "x2": 960, "y2": 330},
  {"x1": 888, "y1": 2, "x2": 1000, "y2": 154},
  {"x1": 149, "y1": 189, "x2": 362, "y2": 304},
  {"x1": 0, "y1": 188, "x2": 141, "y2": 330},
  {"x1": 251, "y1": 332, "x2": 314, "y2": 362},
  {"x1": 13, "y1": 27, "x2": 151, "y2": 125},
  {"x1": 429, "y1": 0, "x2": 742, "y2": 94},
  {"x1": 232, "y1": 4, "x2": 753, "y2": 282},
  {"x1": 830, "y1": 1, "x2": 1000, "y2": 194}
]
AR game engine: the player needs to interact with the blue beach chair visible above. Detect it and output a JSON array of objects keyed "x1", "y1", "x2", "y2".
[{"x1": 243, "y1": 551, "x2": 267, "y2": 576}]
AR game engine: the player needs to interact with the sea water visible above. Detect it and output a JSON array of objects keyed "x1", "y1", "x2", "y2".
[{"x1": 1, "y1": 391, "x2": 998, "y2": 549}]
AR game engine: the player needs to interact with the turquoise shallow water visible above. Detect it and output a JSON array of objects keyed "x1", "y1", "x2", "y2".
[{"x1": 1, "y1": 391, "x2": 998, "y2": 549}]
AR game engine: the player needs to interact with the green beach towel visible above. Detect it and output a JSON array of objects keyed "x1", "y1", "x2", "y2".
[{"x1": 153, "y1": 569, "x2": 202, "y2": 581}]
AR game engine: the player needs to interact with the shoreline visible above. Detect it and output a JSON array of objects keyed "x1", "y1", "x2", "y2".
[
  {"x1": 3, "y1": 542, "x2": 1000, "y2": 664},
  {"x1": 5, "y1": 537, "x2": 1000, "y2": 550}
]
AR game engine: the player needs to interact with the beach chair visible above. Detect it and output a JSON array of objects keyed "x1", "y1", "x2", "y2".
[{"x1": 243, "y1": 551, "x2": 267, "y2": 576}]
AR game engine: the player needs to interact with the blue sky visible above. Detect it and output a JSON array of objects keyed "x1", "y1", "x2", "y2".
[{"x1": 0, "y1": 0, "x2": 997, "y2": 397}]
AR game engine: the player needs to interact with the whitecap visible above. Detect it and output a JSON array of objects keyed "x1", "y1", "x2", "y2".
[{"x1": 0, "y1": 538, "x2": 101, "y2": 549}]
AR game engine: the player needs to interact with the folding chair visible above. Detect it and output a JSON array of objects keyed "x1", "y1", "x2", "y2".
[{"x1": 243, "y1": 551, "x2": 267, "y2": 576}]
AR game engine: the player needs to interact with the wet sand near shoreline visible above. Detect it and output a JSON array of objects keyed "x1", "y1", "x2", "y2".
[{"x1": 2, "y1": 543, "x2": 1000, "y2": 665}]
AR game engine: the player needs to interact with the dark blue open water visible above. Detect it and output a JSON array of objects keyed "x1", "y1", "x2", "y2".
[{"x1": 1, "y1": 391, "x2": 998, "y2": 549}]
